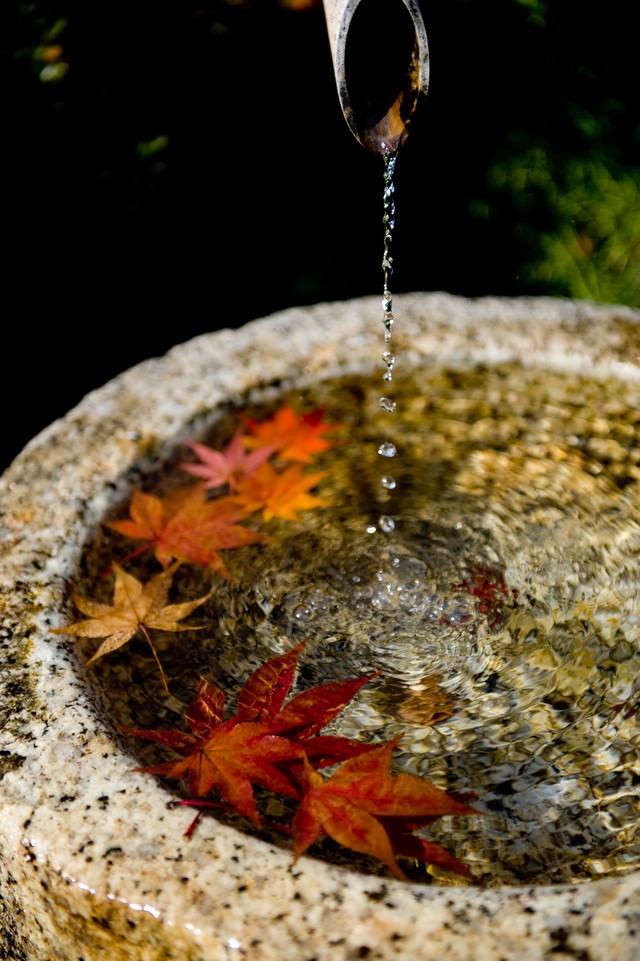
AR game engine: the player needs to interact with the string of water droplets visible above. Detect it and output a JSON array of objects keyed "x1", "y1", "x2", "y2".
[{"x1": 375, "y1": 150, "x2": 398, "y2": 535}]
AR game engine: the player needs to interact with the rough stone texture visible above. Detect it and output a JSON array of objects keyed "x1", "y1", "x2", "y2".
[{"x1": 1, "y1": 292, "x2": 640, "y2": 961}]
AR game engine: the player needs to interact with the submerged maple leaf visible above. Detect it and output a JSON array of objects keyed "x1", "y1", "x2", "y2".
[
  {"x1": 233, "y1": 461, "x2": 329, "y2": 522},
  {"x1": 179, "y1": 431, "x2": 275, "y2": 491},
  {"x1": 52, "y1": 563, "x2": 211, "y2": 692},
  {"x1": 292, "y1": 741, "x2": 480, "y2": 881},
  {"x1": 243, "y1": 405, "x2": 342, "y2": 463},
  {"x1": 106, "y1": 484, "x2": 265, "y2": 574}
]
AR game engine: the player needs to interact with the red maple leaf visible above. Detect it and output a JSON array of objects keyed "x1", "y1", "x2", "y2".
[
  {"x1": 129, "y1": 715, "x2": 305, "y2": 825},
  {"x1": 450, "y1": 565, "x2": 517, "y2": 630},
  {"x1": 122, "y1": 645, "x2": 478, "y2": 881},
  {"x1": 179, "y1": 430, "x2": 275, "y2": 491},
  {"x1": 121, "y1": 643, "x2": 376, "y2": 821},
  {"x1": 106, "y1": 484, "x2": 265, "y2": 574},
  {"x1": 292, "y1": 741, "x2": 480, "y2": 880},
  {"x1": 243, "y1": 405, "x2": 342, "y2": 463},
  {"x1": 236, "y1": 642, "x2": 379, "y2": 768}
]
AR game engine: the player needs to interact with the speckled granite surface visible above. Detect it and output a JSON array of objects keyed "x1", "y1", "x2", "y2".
[{"x1": 1, "y1": 292, "x2": 640, "y2": 961}]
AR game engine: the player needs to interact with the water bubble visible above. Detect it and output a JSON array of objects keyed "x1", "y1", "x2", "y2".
[
  {"x1": 381, "y1": 476, "x2": 396, "y2": 490},
  {"x1": 443, "y1": 603, "x2": 476, "y2": 626},
  {"x1": 378, "y1": 515, "x2": 396, "y2": 533},
  {"x1": 378, "y1": 442, "x2": 397, "y2": 458},
  {"x1": 379, "y1": 397, "x2": 397, "y2": 413}
]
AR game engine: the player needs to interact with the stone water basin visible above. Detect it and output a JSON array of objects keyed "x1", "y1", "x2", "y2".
[{"x1": 1, "y1": 292, "x2": 639, "y2": 960}]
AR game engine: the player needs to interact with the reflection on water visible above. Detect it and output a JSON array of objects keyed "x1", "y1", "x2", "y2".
[{"x1": 90, "y1": 361, "x2": 640, "y2": 886}]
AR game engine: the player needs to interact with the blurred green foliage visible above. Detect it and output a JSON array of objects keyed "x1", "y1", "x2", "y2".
[
  {"x1": 502, "y1": 153, "x2": 639, "y2": 306},
  {"x1": 483, "y1": 129, "x2": 640, "y2": 307},
  {"x1": 5, "y1": 0, "x2": 640, "y2": 310}
]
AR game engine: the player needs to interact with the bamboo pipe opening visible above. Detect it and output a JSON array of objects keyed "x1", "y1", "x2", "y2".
[{"x1": 322, "y1": 0, "x2": 430, "y2": 153}]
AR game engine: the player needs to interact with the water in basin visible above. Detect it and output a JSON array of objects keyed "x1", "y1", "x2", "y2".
[{"x1": 84, "y1": 355, "x2": 640, "y2": 887}]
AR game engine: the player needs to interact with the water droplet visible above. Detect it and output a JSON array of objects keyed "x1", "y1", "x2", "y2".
[
  {"x1": 378, "y1": 442, "x2": 397, "y2": 458},
  {"x1": 381, "y1": 476, "x2": 396, "y2": 490},
  {"x1": 366, "y1": 524, "x2": 377, "y2": 534},
  {"x1": 378, "y1": 515, "x2": 396, "y2": 533},
  {"x1": 380, "y1": 397, "x2": 397, "y2": 413},
  {"x1": 382, "y1": 292, "x2": 393, "y2": 312},
  {"x1": 382, "y1": 351, "x2": 395, "y2": 369}
]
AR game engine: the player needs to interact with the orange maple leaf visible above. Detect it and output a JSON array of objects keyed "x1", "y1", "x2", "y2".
[
  {"x1": 292, "y1": 741, "x2": 479, "y2": 881},
  {"x1": 52, "y1": 562, "x2": 211, "y2": 692},
  {"x1": 232, "y1": 461, "x2": 329, "y2": 522},
  {"x1": 107, "y1": 484, "x2": 265, "y2": 574},
  {"x1": 179, "y1": 430, "x2": 275, "y2": 491},
  {"x1": 243, "y1": 405, "x2": 342, "y2": 463}
]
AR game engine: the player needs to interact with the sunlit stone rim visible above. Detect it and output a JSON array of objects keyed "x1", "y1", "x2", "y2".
[{"x1": 1, "y1": 292, "x2": 639, "y2": 961}]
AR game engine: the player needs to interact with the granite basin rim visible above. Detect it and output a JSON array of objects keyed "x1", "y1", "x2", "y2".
[{"x1": 1, "y1": 291, "x2": 640, "y2": 961}]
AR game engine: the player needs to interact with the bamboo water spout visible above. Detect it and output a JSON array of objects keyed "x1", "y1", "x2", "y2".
[{"x1": 322, "y1": 0, "x2": 430, "y2": 153}]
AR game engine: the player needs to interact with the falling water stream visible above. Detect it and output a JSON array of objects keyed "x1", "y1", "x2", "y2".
[
  {"x1": 84, "y1": 156, "x2": 640, "y2": 888},
  {"x1": 374, "y1": 150, "x2": 399, "y2": 537}
]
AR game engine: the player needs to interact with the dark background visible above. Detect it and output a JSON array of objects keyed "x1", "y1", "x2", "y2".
[{"x1": 3, "y1": 0, "x2": 639, "y2": 472}]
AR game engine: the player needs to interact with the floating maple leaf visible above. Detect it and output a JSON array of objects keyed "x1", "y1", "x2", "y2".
[
  {"x1": 233, "y1": 461, "x2": 329, "y2": 522},
  {"x1": 243, "y1": 405, "x2": 342, "y2": 463},
  {"x1": 122, "y1": 643, "x2": 377, "y2": 823},
  {"x1": 179, "y1": 431, "x2": 275, "y2": 491},
  {"x1": 131, "y1": 716, "x2": 305, "y2": 825},
  {"x1": 122, "y1": 668, "x2": 304, "y2": 824},
  {"x1": 52, "y1": 563, "x2": 211, "y2": 692},
  {"x1": 235, "y1": 642, "x2": 304, "y2": 722},
  {"x1": 122, "y1": 644, "x2": 479, "y2": 881},
  {"x1": 107, "y1": 484, "x2": 265, "y2": 574},
  {"x1": 236, "y1": 642, "x2": 379, "y2": 768},
  {"x1": 292, "y1": 741, "x2": 480, "y2": 881}
]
